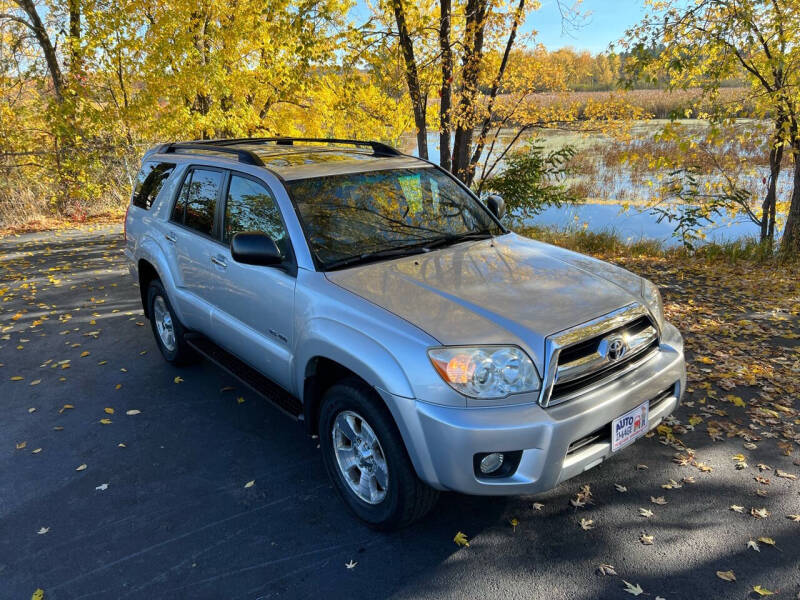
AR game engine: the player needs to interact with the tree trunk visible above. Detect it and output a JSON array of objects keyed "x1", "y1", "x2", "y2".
[
  {"x1": 14, "y1": 0, "x2": 64, "y2": 100},
  {"x1": 438, "y1": 0, "x2": 453, "y2": 171},
  {"x1": 467, "y1": 0, "x2": 525, "y2": 187},
  {"x1": 68, "y1": 0, "x2": 81, "y2": 75},
  {"x1": 760, "y1": 132, "x2": 783, "y2": 243},
  {"x1": 391, "y1": 0, "x2": 428, "y2": 160},
  {"x1": 451, "y1": 0, "x2": 488, "y2": 183},
  {"x1": 780, "y1": 148, "x2": 800, "y2": 254}
]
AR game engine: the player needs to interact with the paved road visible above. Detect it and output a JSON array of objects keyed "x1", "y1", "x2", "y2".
[{"x1": 1, "y1": 226, "x2": 798, "y2": 600}]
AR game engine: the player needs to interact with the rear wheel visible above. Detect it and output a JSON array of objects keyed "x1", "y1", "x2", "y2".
[
  {"x1": 146, "y1": 280, "x2": 195, "y2": 365},
  {"x1": 319, "y1": 377, "x2": 439, "y2": 530}
]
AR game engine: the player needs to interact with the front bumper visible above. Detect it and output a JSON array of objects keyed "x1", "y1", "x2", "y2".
[{"x1": 385, "y1": 322, "x2": 685, "y2": 495}]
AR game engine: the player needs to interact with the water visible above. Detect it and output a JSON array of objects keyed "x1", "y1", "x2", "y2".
[
  {"x1": 400, "y1": 126, "x2": 785, "y2": 246},
  {"x1": 529, "y1": 202, "x2": 772, "y2": 247}
]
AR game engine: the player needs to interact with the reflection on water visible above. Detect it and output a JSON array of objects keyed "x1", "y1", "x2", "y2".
[
  {"x1": 528, "y1": 203, "x2": 783, "y2": 246},
  {"x1": 400, "y1": 128, "x2": 783, "y2": 245}
]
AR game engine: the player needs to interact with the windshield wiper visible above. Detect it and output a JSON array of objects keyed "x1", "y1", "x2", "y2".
[
  {"x1": 322, "y1": 231, "x2": 494, "y2": 271},
  {"x1": 323, "y1": 244, "x2": 430, "y2": 271},
  {"x1": 421, "y1": 230, "x2": 494, "y2": 249}
]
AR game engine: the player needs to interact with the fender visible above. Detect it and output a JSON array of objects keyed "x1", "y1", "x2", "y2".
[
  {"x1": 295, "y1": 317, "x2": 415, "y2": 403},
  {"x1": 136, "y1": 233, "x2": 189, "y2": 326}
]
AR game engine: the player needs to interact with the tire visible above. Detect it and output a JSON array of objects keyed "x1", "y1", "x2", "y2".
[
  {"x1": 318, "y1": 377, "x2": 439, "y2": 530},
  {"x1": 146, "y1": 279, "x2": 196, "y2": 365}
]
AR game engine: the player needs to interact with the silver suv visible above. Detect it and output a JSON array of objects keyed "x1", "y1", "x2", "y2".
[{"x1": 124, "y1": 138, "x2": 686, "y2": 529}]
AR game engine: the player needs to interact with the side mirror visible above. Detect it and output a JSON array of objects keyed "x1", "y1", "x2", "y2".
[
  {"x1": 231, "y1": 232, "x2": 283, "y2": 267},
  {"x1": 485, "y1": 194, "x2": 505, "y2": 220}
]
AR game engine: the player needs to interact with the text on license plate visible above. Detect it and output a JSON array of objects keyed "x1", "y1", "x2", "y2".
[{"x1": 612, "y1": 401, "x2": 649, "y2": 452}]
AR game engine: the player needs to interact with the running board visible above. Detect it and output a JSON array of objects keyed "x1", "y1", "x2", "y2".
[{"x1": 185, "y1": 334, "x2": 303, "y2": 420}]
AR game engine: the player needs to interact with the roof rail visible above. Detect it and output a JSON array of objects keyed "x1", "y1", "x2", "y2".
[
  {"x1": 162, "y1": 143, "x2": 264, "y2": 166},
  {"x1": 210, "y1": 137, "x2": 404, "y2": 157}
]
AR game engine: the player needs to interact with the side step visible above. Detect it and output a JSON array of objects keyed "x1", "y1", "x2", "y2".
[{"x1": 185, "y1": 334, "x2": 303, "y2": 420}]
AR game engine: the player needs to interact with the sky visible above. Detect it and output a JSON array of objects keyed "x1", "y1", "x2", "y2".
[
  {"x1": 351, "y1": 0, "x2": 649, "y2": 55},
  {"x1": 526, "y1": 0, "x2": 649, "y2": 53}
]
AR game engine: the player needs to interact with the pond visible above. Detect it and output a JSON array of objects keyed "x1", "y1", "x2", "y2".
[{"x1": 400, "y1": 124, "x2": 787, "y2": 246}]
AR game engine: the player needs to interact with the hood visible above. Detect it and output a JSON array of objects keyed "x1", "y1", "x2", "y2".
[{"x1": 325, "y1": 233, "x2": 645, "y2": 367}]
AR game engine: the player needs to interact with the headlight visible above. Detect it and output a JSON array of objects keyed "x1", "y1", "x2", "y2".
[
  {"x1": 641, "y1": 279, "x2": 664, "y2": 329},
  {"x1": 428, "y1": 346, "x2": 540, "y2": 399}
]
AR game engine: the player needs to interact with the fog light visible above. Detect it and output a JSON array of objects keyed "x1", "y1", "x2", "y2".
[{"x1": 479, "y1": 452, "x2": 504, "y2": 474}]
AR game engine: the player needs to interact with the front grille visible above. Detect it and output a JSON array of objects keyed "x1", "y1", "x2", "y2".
[{"x1": 548, "y1": 312, "x2": 659, "y2": 405}]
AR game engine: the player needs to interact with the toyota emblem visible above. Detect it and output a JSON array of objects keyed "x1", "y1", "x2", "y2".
[{"x1": 605, "y1": 336, "x2": 627, "y2": 361}]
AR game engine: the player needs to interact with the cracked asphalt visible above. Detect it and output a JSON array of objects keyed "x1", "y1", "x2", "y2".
[{"x1": 1, "y1": 225, "x2": 798, "y2": 600}]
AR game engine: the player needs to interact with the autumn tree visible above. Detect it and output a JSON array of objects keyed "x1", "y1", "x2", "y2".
[{"x1": 624, "y1": 0, "x2": 800, "y2": 252}]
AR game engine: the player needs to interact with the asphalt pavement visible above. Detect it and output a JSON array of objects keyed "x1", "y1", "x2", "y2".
[{"x1": 1, "y1": 226, "x2": 798, "y2": 600}]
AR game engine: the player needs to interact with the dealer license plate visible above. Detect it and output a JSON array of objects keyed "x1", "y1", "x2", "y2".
[{"x1": 612, "y1": 401, "x2": 649, "y2": 452}]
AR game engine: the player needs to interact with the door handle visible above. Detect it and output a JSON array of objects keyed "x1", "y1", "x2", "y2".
[
  {"x1": 164, "y1": 233, "x2": 177, "y2": 243},
  {"x1": 211, "y1": 255, "x2": 227, "y2": 268}
]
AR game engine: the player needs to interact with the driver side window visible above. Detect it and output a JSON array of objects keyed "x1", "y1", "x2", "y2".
[{"x1": 224, "y1": 175, "x2": 289, "y2": 255}]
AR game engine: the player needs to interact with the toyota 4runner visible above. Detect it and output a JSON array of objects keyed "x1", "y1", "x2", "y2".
[{"x1": 124, "y1": 138, "x2": 686, "y2": 529}]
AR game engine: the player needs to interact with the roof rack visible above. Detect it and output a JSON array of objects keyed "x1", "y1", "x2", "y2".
[
  {"x1": 161, "y1": 143, "x2": 264, "y2": 166},
  {"x1": 200, "y1": 137, "x2": 403, "y2": 157}
]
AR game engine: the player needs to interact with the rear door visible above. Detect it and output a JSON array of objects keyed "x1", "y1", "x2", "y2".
[
  {"x1": 208, "y1": 172, "x2": 296, "y2": 392},
  {"x1": 162, "y1": 166, "x2": 226, "y2": 333}
]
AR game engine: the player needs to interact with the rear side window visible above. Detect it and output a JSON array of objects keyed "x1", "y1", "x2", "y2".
[
  {"x1": 223, "y1": 175, "x2": 288, "y2": 251},
  {"x1": 132, "y1": 162, "x2": 175, "y2": 210},
  {"x1": 171, "y1": 168, "x2": 223, "y2": 237}
]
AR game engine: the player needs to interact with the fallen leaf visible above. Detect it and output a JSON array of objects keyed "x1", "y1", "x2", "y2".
[
  {"x1": 531, "y1": 502, "x2": 544, "y2": 511},
  {"x1": 237, "y1": 397, "x2": 245, "y2": 404},
  {"x1": 126, "y1": 409, "x2": 140, "y2": 415},
  {"x1": 640, "y1": 533, "x2": 654, "y2": 545},
  {"x1": 76, "y1": 464, "x2": 87, "y2": 471},
  {"x1": 787, "y1": 514, "x2": 800, "y2": 522},
  {"x1": 636, "y1": 464, "x2": 648, "y2": 470},
  {"x1": 732, "y1": 453, "x2": 746, "y2": 462},
  {"x1": 16, "y1": 441, "x2": 27, "y2": 450},
  {"x1": 614, "y1": 483, "x2": 627, "y2": 492},
  {"x1": 244, "y1": 480, "x2": 255, "y2": 488},
  {"x1": 752, "y1": 585, "x2": 775, "y2": 596},
  {"x1": 757, "y1": 537, "x2": 776, "y2": 547},
  {"x1": 747, "y1": 540, "x2": 760, "y2": 552},
  {"x1": 104, "y1": 407, "x2": 114, "y2": 414},
  {"x1": 37, "y1": 527, "x2": 49, "y2": 535},
  {"x1": 716, "y1": 570, "x2": 736, "y2": 582},
  {"x1": 622, "y1": 580, "x2": 643, "y2": 596},
  {"x1": 639, "y1": 508, "x2": 654, "y2": 518},
  {"x1": 95, "y1": 483, "x2": 109, "y2": 491},
  {"x1": 80, "y1": 351, "x2": 90, "y2": 357},
  {"x1": 730, "y1": 505, "x2": 745, "y2": 513},
  {"x1": 650, "y1": 496, "x2": 668, "y2": 505},
  {"x1": 345, "y1": 559, "x2": 357, "y2": 569},
  {"x1": 174, "y1": 376, "x2": 184, "y2": 384},
  {"x1": 29, "y1": 380, "x2": 41, "y2": 386},
  {"x1": 509, "y1": 518, "x2": 519, "y2": 531},
  {"x1": 597, "y1": 563, "x2": 617, "y2": 576},
  {"x1": 751, "y1": 507, "x2": 770, "y2": 519},
  {"x1": 32, "y1": 448, "x2": 42, "y2": 454},
  {"x1": 10, "y1": 376, "x2": 23, "y2": 381},
  {"x1": 453, "y1": 531, "x2": 469, "y2": 547},
  {"x1": 775, "y1": 469, "x2": 797, "y2": 480},
  {"x1": 115, "y1": 384, "x2": 122, "y2": 390},
  {"x1": 31, "y1": 589, "x2": 44, "y2": 600},
  {"x1": 99, "y1": 418, "x2": 112, "y2": 425},
  {"x1": 580, "y1": 518, "x2": 594, "y2": 530}
]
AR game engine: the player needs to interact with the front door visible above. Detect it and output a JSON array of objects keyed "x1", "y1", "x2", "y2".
[{"x1": 208, "y1": 172, "x2": 296, "y2": 393}]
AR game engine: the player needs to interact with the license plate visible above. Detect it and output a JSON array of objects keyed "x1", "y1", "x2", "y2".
[{"x1": 612, "y1": 401, "x2": 649, "y2": 452}]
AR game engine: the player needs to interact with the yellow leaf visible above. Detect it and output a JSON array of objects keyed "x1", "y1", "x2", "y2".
[
  {"x1": 76, "y1": 464, "x2": 87, "y2": 471},
  {"x1": 31, "y1": 589, "x2": 44, "y2": 600},
  {"x1": 688, "y1": 416, "x2": 703, "y2": 426},
  {"x1": 16, "y1": 441, "x2": 27, "y2": 450},
  {"x1": 453, "y1": 531, "x2": 469, "y2": 547},
  {"x1": 115, "y1": 384, "x2": 122, "y2": 390},
  {"x1": 731, "y1": 396, "x2": 745, "y2": 407},
  {"x1": 757, "y1": 537, "x2": 776, "y2": 546},
  {"x1": 80, "y1": 351, "x2": 90, "y2": 357},
  {"x1": 244, "y1": 480, "x2": 255, "y2": 488},
  {"x1": 30, "y1": 380, "x2": 41, "y2": 386},
  {"x1": 716, "y1": 570, "x2": 736, "y2": 582},
  {"x1": 237, "y1": 397, "x2": 245, "y2": 404},
  {"x1": 99, "y1": 418, "x2": 112, "y2": 425},
  {"x1": 10, "y1": 376, "x2": 23, "y2": 381},
  {"x1": 697, "y1": 356, "x2": 714, "y2": 364},
  {"x1": 104, "y1": 407, "x2": 114, "y2": 414},
  {"x1": 752, "y1": 585, "x2": 775, "y2": 596},
  {"x1": 731, "y1": 454, "x2": 745, "y2": 462},
  {"x1": 32, "y1": 448, "x2": 42, "y2": 454},
  {"x1": 174, "y1": 376, "x2": 184, "y2": 384}
]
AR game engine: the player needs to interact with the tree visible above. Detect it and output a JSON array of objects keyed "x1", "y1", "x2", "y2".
[{"x1": 624, "y1": 0, "x2": 800, "y2": 252}]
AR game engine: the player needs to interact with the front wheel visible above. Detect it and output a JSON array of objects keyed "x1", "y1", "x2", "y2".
[{"x1": 318, "y1": 378, "x2": 439, "y2": 530}]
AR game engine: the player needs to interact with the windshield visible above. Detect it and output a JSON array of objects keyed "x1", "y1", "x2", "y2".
[{"x1": 287, "y1": 167, "x2": 502, "y2": 269}]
